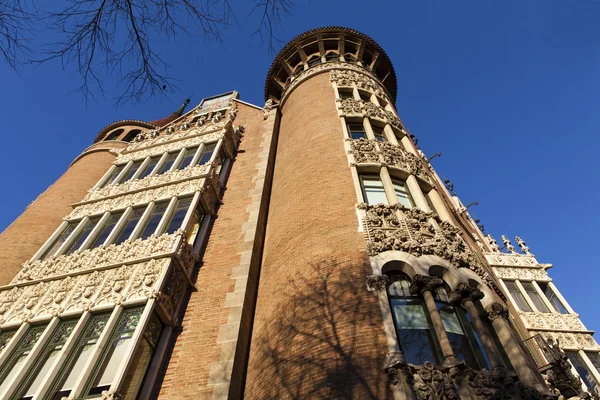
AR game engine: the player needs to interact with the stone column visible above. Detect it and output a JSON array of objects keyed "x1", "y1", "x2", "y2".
[
  {"x1": 409, "y1": 274, "x2": 459, "y2": 367},
  {"x1": 485, "y1": 302, "x2": 548, "y2": 391},
  {"x1": 450, "y1": 283, "x2": 504, "y2": 370}
]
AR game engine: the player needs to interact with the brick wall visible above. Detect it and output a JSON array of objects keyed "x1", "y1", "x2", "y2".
[{"x1": 245, "y1": 73, "x2": 391, "y2": 399}]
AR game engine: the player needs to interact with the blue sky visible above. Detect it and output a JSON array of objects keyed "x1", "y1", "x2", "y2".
[{"x1": 1, "y1": 1, "x2": 599, "y2": 333}]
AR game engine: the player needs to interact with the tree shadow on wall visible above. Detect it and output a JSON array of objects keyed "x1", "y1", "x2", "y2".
[{"x1": 251, "y1": 259, "x2": 392, "y2": 400}]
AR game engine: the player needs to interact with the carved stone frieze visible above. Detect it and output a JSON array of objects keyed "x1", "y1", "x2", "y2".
[
  {"x1": 0, "y1": 259, "x2": 170, "y2": 325},
  {"x1": 410, "y1": 362, "x2": 460, "y2": 400},
  {"x1": 449, "y1": 282, "x2": 484, "y2": 304},
  {"x1": 518, "y1": 312, "x2": 587, "y2": 333},
  {"x1": 13, "y1": 231, "x2": 186, "y2": 284},
  {"x1": 67, "y1": 173, "x2": 217, "y2": 220},
  {"x1": 492, "y1": 267, "x2": 549, "y2": 281},
  {"x1": 485, "y1": 253, "x2": 539, "y2": 267},
  {"x1": 409, "y1": 274, "x2": 444, "y2": 295},
  {"x1": 532, "y1": 331, "x2": 599, "y2": 350},
  {"x1": 118, "y1": 131, "x2": 225, "y2": 164},
  {"x1": 157, "y1": 264, "x2": 189, "y2": 319},
  {"x1": 366, "y1": 274, "x2": 389, "y2": 291},
  {"x1": 339, "y1": 98, "x2": 403, "y2": 129},
  {"x1": 82, "y1": 164, "x2": 212, "y2": 203},
  {"x1": 348, "y1": 138, "x2": 380, "y2": 163},
  {"x1": 379, "y1": 142, "x2": 431, "y2": 183},
  {"x1": 329, "y1": 66, "x2": 390, "y2": 101}
]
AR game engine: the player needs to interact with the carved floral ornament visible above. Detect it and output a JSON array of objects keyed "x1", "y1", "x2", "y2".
[
  {"x1": 13, "y1": 230, "x2": 194, "y2": 284},
  {"x1": 338, "y1": 98, "x2": 403, "y2": 129},
  {"x1": 66, "y1": 172, "x2": 219, "y2": 220},
  {"x1": 348, "y1": 138, "x2": 431, "y2": 183},
  {"x1": 517, "y1": 311, "x2": 587, "y2": 332},
  {"x1": 533, "y1": 330, "x2": 599, "y2": 351},
  {"x1": 492, "y1": 267, "x2": 549, "y2": 282}
]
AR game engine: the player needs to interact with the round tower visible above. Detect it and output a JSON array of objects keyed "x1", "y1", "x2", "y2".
[{"x1": 245, "y1": 27, "x2": 398, "y2": 399}]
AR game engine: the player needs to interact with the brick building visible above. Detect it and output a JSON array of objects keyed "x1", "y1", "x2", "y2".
[{"x1": 0, "y1": 26, "x2": 598, "y2": 399}]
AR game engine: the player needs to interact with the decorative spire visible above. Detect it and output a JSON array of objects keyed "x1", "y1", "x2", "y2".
[
  {"x1": 485, "y1": 234, "x2": 500, "y2": 253},
  {"x1": 148, "y1": 97, "x2": 192, "y2": 127},
  {"x1": 174, "y1": 98, "x2": 191, "y2": 116},
  {"x1": 515, "y1": 236, "x2": 531, "y2": 255},
  {"x1": 501, "y1": 235, "x2": 517, "y2": 254}
]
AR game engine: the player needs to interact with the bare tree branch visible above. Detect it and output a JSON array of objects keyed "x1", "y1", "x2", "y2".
[
  {"x1": 249, "y1": 0, "x2": 294, "y2": 54},
  {"x1": 0, "y1": 0, "x2": 35, "y2": 70}
]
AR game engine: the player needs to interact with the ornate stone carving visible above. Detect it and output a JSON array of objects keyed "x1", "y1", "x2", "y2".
[
  {"x1": 515, "y1": 236, "x2": 532, "y2": 255},
  {"x1": 379, "y1": 142, "x2": 430, "y2": 182},
  {"x1": 491, "y1": 267, "x2": 548, "y2": 281},
  {"x1": 502, "y1": 235, "x2": 517, "y2": 254},
  {"x1": 518, "y1": 312, "x2": 587, "y2": 332},
  {"x1": 348, "y1": 138, "x2": 380, "y2": 164},
  {"x1": 449, "y1": 282, "x2": 484, "y2": 304},
  {"x1": 410, "y1": 362, "x2": 460, "y2": 400},
  {"x1": 262, "y1": 99, "x2": 276, "y2": 119},
  {"x1": 533, "y1": 331, "x2": 599, "y2": 350},
  {"x1": 338, "y1": 98, "x2": 404, "y2": 130},
  {"x1": 366, "y1": 274, "x2": 389, "y2": 291},
  {"x1": 329, "y1": 66, "x2": 390, "y2": 100},
  {"x1": 485, "y1": 302, "x2": 509, "y2": 321},
  {"x1": 485, "y1": 234, "x2": 500, "y2": 253},
  {"x1": 485, "y1": 253, "x2": 538, "y2": 267},
  {"x1": 409, "y1": 274, "x2": 444, "y2": 295},
  {"x1": 14, "y1": 231, "x2": 185, "y2": 283},
  {"x1": 157, "y1": 265, "x2": 189, "y2": 319},
  {"x1": 67, "y1": 173, "x2": 217, "y2": 220},
  {"x1": 82, "y1": 164, "x2": 212, "y2": 202}
]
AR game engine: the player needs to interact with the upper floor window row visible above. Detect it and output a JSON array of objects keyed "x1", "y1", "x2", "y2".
[
  {"x1": 38, "y1": 196, "x2": 198, "y2": 261},
  {"x1": 337, "y1": 87, "x2": 390, "y2": 110},
  {"x1": 359, "y1": 174, "x2": 415, "y2": 209},
  {"x1": 347, "y1": 121, "x2": 390, "y2": 143},
  {"x1": 503, "y1": 280, "x2": 569, "y2": 314},
  {"x1": 98, "y1": 143, "x2": 217, "y2": 189}
]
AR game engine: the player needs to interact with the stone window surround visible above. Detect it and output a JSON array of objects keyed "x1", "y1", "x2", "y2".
[
  {"x1": 498, "y1": 278, "x2": 575, "y2": 315},
  {"x1": 0, "y1": 301, "x2": 166, "y2": 400}
]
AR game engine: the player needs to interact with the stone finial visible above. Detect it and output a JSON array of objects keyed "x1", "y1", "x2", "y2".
[
  {"x1": 501, "y1": 235, "x2": 517, "y2": 254},
  {"x1": 485, "y1": 302, "x2": 509, "y2": 321},
  {"x1": 485, "y1": 234, "x2": 500, "y2": 253},
  {"x1": 449, "y1": 282, "x2": 484, "y2": 304},
  {"x1": 409, "y1": 274, "x2": 444, "y2": 295},
  {"x1": 472, "y1": 234, "x2": 486, "y2": 253},
  {"x1": 515, "y1": 236, "x2": 531, "y2": 255}
]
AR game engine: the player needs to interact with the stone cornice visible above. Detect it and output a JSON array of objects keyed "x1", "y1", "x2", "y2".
[
  {"x1": 492, "y1": 266, "x2": 549, "y2": 282},
  {"x1": 338, "y1": 98, "x2": 403, "y2": 130},
  {"x1": 517, "y1": 311, "x2": 588, "y2": 333},
  {"x1": 485, "y1": 253, "x2": 539, "y2": 267}
]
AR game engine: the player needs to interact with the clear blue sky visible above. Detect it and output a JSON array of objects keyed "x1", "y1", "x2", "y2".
[{"x1": 1, "y1": 1, "x2": 599, "y2": 333}]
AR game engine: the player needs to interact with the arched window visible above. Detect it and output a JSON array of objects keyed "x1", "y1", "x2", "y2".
[
  {"x1": 104, "y1": 128, "x2": 124, "y2": 141},
  {"x1": 123, "y1": 129, "x2": 141, "y2": 142},
  {"x1": 307, "y1": 54, "x2": 321, "y2": 68},
  {"x1": 434, "y1": 286, "x2": 489, "y2": 369},
  {"x1": 325, "y1": 52, "x2": 339, "y2": 62},
  {"x1": 386, "y1": 273, "x2": 439, "y2": 365}
]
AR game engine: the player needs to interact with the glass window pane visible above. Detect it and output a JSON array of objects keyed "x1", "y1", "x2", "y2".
[
  {"x1": 372, "y1": 127, "x2": 387, "y2": 142},
  {"x1": 0, "y1": 324, "x2": 48, "y2": 394},
  {"x1": 392, "y1": 180, "x2": 413, "y2": 208},
  {"x1": 118, "y1": 161, "x2": 143, "y2": 184},
  {"x1": 361, "y1": 176, "x2": 388, "y2": 205},
  {"x1": 505, "y1": 281, "x2": 532, "y2": 312},
  {"x1": 164, "y1": 197, "x2": 193, "y2": 235},
  {"x1": 87, "y1": 308, "x2": 143, "y2": 396},
  {"x1": 63, "y1": 217, "x2": 101, "y2": 255},
  {"x1": 186, "y1": 209, "x2": 205, "y2": 245},
  {"x1": 88, "y1": 213, "x2": 123, "y2": 249},
  {"x1": 138, "y1": 202, "x2": 169, "y2": 240},
  {"x1": 99, "y1": 165, "x2": 125, "y2": 189},
  {"x1": 0, "y1": 330, "x2": 17, "y2": 353},
  {"x1": 51, "y1": 314, "x2": 110, "y2": 400},
  {"x1": 159, "y1": 152, "x2": 179, "y2": 174},
  {"x1": 137, "y1": 156, "x2": 161, "y2": 179},
  {"x1": 543, "y1": 285, "x2": 568, "y2": 314},
  {"x1": 390, "y1": 298, "x2": 439, "y2": 365},
  {"x1": 586, "y1": 352, "x2": 600, "y2": 374},
  {"x1": 177, "y1": 147, "x2": 198, "y2": 170},
  {"x1": 567, "y1": 352, "x2": 600, "y2": 397},
  {"x1": 113, "y1": 208, "x2": 146, "y2": 245},
  {"x1": 19, "y1": 319, "x2": 78, "y2": 399},
  {"x1": 198, "y1": 144, "x2": 216, "y2": 165},
  {"x1": 521, "y1": 282, "x2": 550, "y2": 313},
  {"x1": 348, "y1": 124, "x2": 366, "y2": 140},
  {"x1": 437, "y1": 303, "x2": 479, "y2": 369},
  {"x1": 338, "y1": 89, "x2": 354, "y2": 99},
  {"x1": 40, "y1": 222, "x2": 78, "y2": 260}
]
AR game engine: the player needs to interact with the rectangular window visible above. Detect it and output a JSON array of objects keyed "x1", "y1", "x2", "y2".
[
  {"x1": 50, "y1": 314, "x2": 110, "y2": 400},
  {"x1": 86, "y1": 308, "x2": 143, "y2": 396},
  {"x1": 0, "y1": 324, "x2": 49, "y2": 394},
  {"x1": 138, "y1": 202, "x2": 169, "y2": 240},
  {"x1": 338, "y1": 88, "x2": 354, "y2": 100},
  {"x1": 566, "y1": 351, "x2": 600, "y2": 397},
  {"x1": 63, "y1": 217, "x2": 101, "y2": 255},
  {"x1": 164, "y1": 197, "x2": 193, "y2": 235},
  {"x1": 186, "y1": 208, "x2": 205, "y2": 245},
  {"x1": 197, "y1": 144, "x2": 216, "y2": 165},
  {"x1": 39, "y1": 222, "x2": 78, "y2": 260},
  {"x1": 117, "y1": 160, "x2": 143, "y2": 184},
  {"x1": 372, "y1": 126, "x2": 387, "y2": 142},
  {"x1": 88, "y1": 213, "x2": 123, "y2": 249},
  {"x1": 358, "y1": 90, "x2": 372, "y2": 102},
  {"x1": 177, "y1": 147, "x2": 199, "y2": 170},
  {"x1": 504, "y1": 281, "x2": 532, "y2": 312},
  {"x1": 542, "y1": 283, "x2": 568, "y2": 314},
  {"x1": 360, "y1": 175, "x2": 388, "y2": 205},
  {"x1": 392, "y1": 179, "x2": 414, "y2": 208},
  {"x1": 0, "y1": 330, "x2": 17, "y2": 353},
  {"x1": 347, "y1": 124, "x2": 366, "y2": 140},
  {"x1": 137, "y1": 156, "x2": 161, "y2": 179},
  {"x1": 113, "y1": 208, "x2": 146, "y2": 245},
  {"x1": 159, "y1": 152, "x2": 179, "y2": 174},
  {"x1": 17, "y1": 319, "x2": 78, "y2": 400},
  {"x1": 98, "y1": 165, "x2": 126, "y2": 189},
  {"x1": 586, "y1": 352, "x2": 600, "y2": 375},
  {"x1": 521, "y1": 282, "x2": 550, "y2": 313}
]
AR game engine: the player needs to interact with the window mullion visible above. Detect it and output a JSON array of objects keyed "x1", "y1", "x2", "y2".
[
  {"x1": 0, "y1": 324, "x2": 28, "y2": 366},
  {"x1": 136, "y1": 325, "x2": 172, "y2": 400},
  {"x1": 514, "y1": 280, "x2": 539, "y2": 312},
  {"x1": 379, "y1": 167, "x2": 397, "y2": 205},
  {"x1": 363, "y1": 118, "x2": 375, "y2": 141},
  {"x1": 170, "y1": 148, "x2": 187, "y2": 172},
  {"x1": 189, "y1": 144, "x2": 204, "y2": 167},
  {"x1": 152, "y1": 153, "x2": 170, "y2": 177},
  {"x1": 405, "y1": 175, "x2": 429, "y2": 212},
  {"x1": 31, "y1": 221, "x2": 69, "y2": 261},
  {"x1": 155, "y1": 198, "x2": 178, "y2": 236},
  {"x1": 103, "y1": 208, "x2": 132, "y2": 246},
  {"x1": 383, "y1": 124, "x2": 399, "y2": 145},
  {"x1": 209, "y1": 139, "x2": 224, "y2": 166},
  {"x1": 498, "y1": 279, "x2": 524, "y2": 312},
  {"x1": 94, "y1": 165, "x2": 118, "y2": 190},
  {"x1": 580, "y1": 350, "x2": 600, "y2": 385},
  {"x1": 108, "y1": 301, "x2": 156, "y2": 395},
  {"x1": 531, "y1": 281, "x2": 556, "y2": 313},
  {"x1": 130, "y1": 203, "x2": 155, "y2": 241},
  {"x1": 34, "y1": 312, "x2": 91, "y2": 399},
  {"x1": 131, "y1": 157, "x2": 151, "y2": 181},
  {"x1": 547, "y1": 282, "x2": 576, "y2": 314},
  {"x1": 1, "y1": 318, "x2": 59, "y2": 399},
  {"x1": 79, "y1": 212, "x2": 110, "y2": 251},
  {"x1": 69, "y1": 307, "x2": 123, "y2": 399},
  {"x1": 55, "y1": 217, "x2": 90, "y2": 256},
  {"x1": 113, "y1": 161, "x2": 134, "y2": 185}
]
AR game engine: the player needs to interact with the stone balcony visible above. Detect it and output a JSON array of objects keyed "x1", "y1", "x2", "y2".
[{"x1": 518, "y1": 311, "x2": 588, "y2": 333}]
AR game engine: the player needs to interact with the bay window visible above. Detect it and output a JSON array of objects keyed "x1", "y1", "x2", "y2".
[
  {"x1": 88, "y1": 212, "x2": 124, "y2": 249},
  {"x1": 63, "y1": 217, "x2": 101, "y2": 255},
  {"x1": 197, "y1": 143, "x2": 216, "y2": 165},
  {"x1": 347, "y1": 123, "x2": 367, "y2": 140},
  {"x1": 520, "y1": 282, "x2": 550, "y2": 313},
  {"x1": 113, "y1": 208, "x2": 145, "y2": 245},
  {"x1": 504, "y1": 281, "x2": 532, "y2": 312},
  {"x1": 39, "y1": 222, "x2": 78, "y2": 260},
  {"x1": 540, "y1": 283, "x2": 569, "y2": 314}
]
